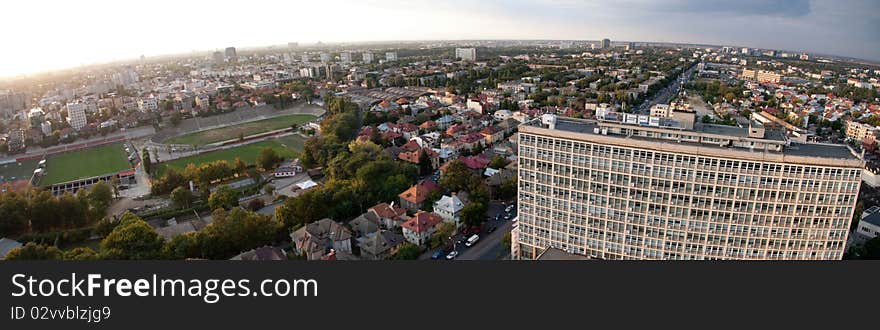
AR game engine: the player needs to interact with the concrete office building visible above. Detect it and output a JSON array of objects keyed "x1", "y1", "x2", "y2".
[
  {"x1": 66, "y1": 102, "x2": 87, "y2": 130},
  {"x1": 741, "y1": 68, "x2": 781, "y2": 83},
  {"x1": 385, "y1": 52, "x2": 398, "y2": 61},
  {"x1": 363, "y1": 52, "x2": 374, "y2": 64},
  {"x1": 512, "y1": 113, "x2": 863, "y2": 260},
  {"x1": 455, "y1": 48, "x2": 476, "y2": 61},
  {"x1": 601, "y1": 38, "x2": 611, "y2": 49},
  {"x1": 224, "y1": 47, "x2": 237, "y2": 62}
]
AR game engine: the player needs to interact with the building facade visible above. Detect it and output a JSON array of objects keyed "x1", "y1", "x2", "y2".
[
  {"x1": 66, "y1": 102, "x2": 87, "y2": 130},
  {"x1": 513, "y1": 114, "x2": 863, "y2": 260},
  {"x1": 455, "y1": 48, "x2": 476, "y2": 61}
]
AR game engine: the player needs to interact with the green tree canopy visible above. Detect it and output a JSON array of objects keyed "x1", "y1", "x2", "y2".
[
  {"x1": 5, "y1": 242, "x2": 62, "y2": 260},
  {"x1": 208, "y1": 185, "x2": 239, "y2": 211},
  {"x1": 100, "y1": 214, "x2": 164, "y2": 260}
]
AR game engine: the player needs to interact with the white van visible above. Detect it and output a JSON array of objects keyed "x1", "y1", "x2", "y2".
[{"x1": 465, "y1": 234, "x2": 480, "y2": 247}]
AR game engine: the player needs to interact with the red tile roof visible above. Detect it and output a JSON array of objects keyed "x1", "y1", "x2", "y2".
[
  {"x1": 402, "y1": 211, "x2": 443, "y2": 233},
  {"x1": 399, "y1": 179, "x2": 440, "y2": 204},
  {"x1": 369, "y1": 203, "x2": 407, "y2": 220}
]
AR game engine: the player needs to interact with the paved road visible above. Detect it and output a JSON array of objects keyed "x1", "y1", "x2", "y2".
[
  {"x1": 419, "y1": 201, "x2": 514, "y2": 260},
  {"x1": 637, "y1": 62, "x2": 698, "y2": 114},
  {"x1": 458, "y1": 220, "x2": 512, "y2": 260}
]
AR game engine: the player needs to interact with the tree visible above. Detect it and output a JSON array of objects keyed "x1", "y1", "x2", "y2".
[
  {"x1": 234, "y1": 157, "x2": 247, "y2": 175},
  {"x1": 418, "y1": 149, "x2": 432, "y2": 176},
  {"x1": 460, "y1": 201, "x2": 488, "y2": 228},
  {"x1": 440, "y1": 160, "x2": 475, "y2": 192},
  {"x1": 0, "y1": 192, "x2": 29, "y2": 236},
  {"x1": 170, "y1": 112, "x2": 182, "y2": 126},
  {"x1": 89, "y1": 181, "x2": 114, "y2": 216},
  {"x1": 246, "y1": 198, "x2": 265, "y2": 211},
  {"x1": 196, "y1": 207, "x2": 281, "y2": 259},
  {"x1": 430, "y1": 222, "x2": 456, "y2": 249},
  {"x1": 170, "y1": 186, "x2": 194, "y2": 209},
  {"x1": 63, "y1": 247, "x2": 100, "y2": 260},
  {"x1": 142, "y1": 148, "x2": 152, "y2": 174},
  {"x1": 257, "y1": 148, "x2": 281, "y2": 171},
  {"x1": 392, "y1": 242, "x2": 421, "y2": 260},
  {"x1": 208, "y1": 185, "x2": 239, "y2": 211},
  {"x1": 489, "y1": 155, "x2": 509, "y2": 169},
  {"x1": 498, "y1": 177, "x2": 518, "y2": 201},
  {"x1": 263, "y1": 184, "x2": 276, "y2": 195},
  {"x1": 501, "y1": 232, "x2": 512, "y2": 254},
  {"x1": 162, "y1": 233, "x2": 201, "y2": 259},
  {"x1": 100, "y1": 214, "x2": 164, "y2": 260},
  {"x1": 4, "y1": 242, "x2": 62, "y2": 260},
  {"x1": 110, "y1": 175, "x2": 121, "y2": 198}
]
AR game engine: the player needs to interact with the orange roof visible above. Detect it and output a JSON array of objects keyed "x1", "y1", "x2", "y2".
[
  {"x1": 399, "y1": 179, "x2": 440, "y2": 204},
  {"x1": 370, "y1": 203, "x2": 407, "y2": 220}
]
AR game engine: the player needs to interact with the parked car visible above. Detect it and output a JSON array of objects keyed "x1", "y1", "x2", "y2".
[
  {"x1": 431, "y1": 250, "x2": 445, "y2": 260},
  {"x1": 446, "y1": 251, "x2": 459, "y2": 260},
  {"x1": 465, "y1": 234, "x2": 480, "y2": 247}
]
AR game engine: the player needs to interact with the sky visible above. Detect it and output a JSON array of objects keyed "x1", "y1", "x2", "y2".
[{"x1": 1, "y1": 0, "x2": 878, "y2": 78}]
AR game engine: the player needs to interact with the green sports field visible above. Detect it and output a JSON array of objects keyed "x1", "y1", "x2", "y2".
[
  {"x1": 154, "y1": 135, "x2": 305, "y2": 177},
  {"x1": 164, "y1": 114, "x2": 315, "y2": 146},
  {"x1": 0, "y1": 159, "x2": 40, "y2": 182},
  {"x1": 40, "y1": 143, "x2": 132, "y2": 186}
]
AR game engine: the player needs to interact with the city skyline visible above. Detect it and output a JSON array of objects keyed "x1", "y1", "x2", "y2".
[{"x1": 2, "y1": 0, "x2": 878, "y2": 78}]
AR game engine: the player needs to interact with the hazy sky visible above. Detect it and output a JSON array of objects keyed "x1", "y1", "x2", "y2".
[{"x1": 2, "y1": 0, "x2": 878, "y2": 77}]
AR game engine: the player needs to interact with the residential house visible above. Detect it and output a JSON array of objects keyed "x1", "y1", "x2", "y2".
[
  {"x1": 480, "y1": 125, "x2": 504, "y2": 144},
  {"x1": 358, "y1": 230, "x2": 405, "y2": 260},
  {"x1": 230, "y1": 246, "x2": 287, "y2": 260},
  {"x1": 349, "y1": 212, "x2": 380, "y2": 237},
  {"x1": 401, "y1": 211, "x2": 444, "y2": 246},
  {"x1": 0, "y1": 238, "x2": 22, "y2": 260},
  {"x1": 433, "y1": 192, "x2": 468, "y2": 228},
  {"x1": 398, "y1": 179, "x2": 440, "y2": 212},
  {"x1": 368, "y1": 202, "x2": 408, "y2": 228},
  {"x1": 291, "y1": 218, "x2": 353, "y2": 260},
  {"x1": 274, "y1": 159, "x2": 304, "y2": 178},
  {"x1": 398, "y1": 148, "x2": 440, "y2": 170}
]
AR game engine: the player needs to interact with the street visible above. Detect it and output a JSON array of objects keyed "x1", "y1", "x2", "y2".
[
  {"x1": 637, "y1": 62, "x2": 698, "y2": 114},
  {"x1": 419, "y1": 201, "x2": 515, "y2": 260}
]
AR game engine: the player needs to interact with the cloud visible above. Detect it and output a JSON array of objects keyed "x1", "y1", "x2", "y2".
[{"x1": 658, "y1": 0, "x2": 811, "y2": 17}]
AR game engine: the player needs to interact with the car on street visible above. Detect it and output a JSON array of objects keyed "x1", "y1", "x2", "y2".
[
  {"x1": 446, "y1": 251, "x2": 459, "y2": 260},
  {"x1": 465, "y1": 234, "x2": 480, "y2": 247},
  {"x1": 431, "y1": 250, "x2": 445, "y2": 260}
]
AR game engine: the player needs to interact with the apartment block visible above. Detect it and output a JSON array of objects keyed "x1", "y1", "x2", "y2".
[{"x1": 513, "y1": 114, "x2": 863, "y2": 260}]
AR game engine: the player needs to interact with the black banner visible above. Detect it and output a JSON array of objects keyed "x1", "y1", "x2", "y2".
[{"x1": 1, "y1": 261, "x2": 876, "y2": 329}]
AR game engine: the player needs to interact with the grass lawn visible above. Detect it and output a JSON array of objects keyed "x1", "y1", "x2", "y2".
[
  {"x1": 41, "y1": 143, "x2": 132, "y2": 186},
  {"x1": 164, "y1": 114, "x2": 315, "y2": 146},
  {"x1": 0, "y1": 159, "x2": 40, "y2": 182},
  {"x1": 155, "y1": 135, "x2": 305, "y2": 177}
]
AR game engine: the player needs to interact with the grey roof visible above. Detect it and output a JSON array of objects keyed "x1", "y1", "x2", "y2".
[
  {"x1": 862, "y1": 212, "x2": 880, "y2": 227},
  {"x1": 155, "y1": 219, "x2": 207, "y2": 241},
  {"x1": 348, "y1": 213, "x2": 380, "y2": 237},
  {"x1": 230, "y1": 246, "x2": 287, "y2": 261},
  {"x1": 0, "y1": 238, "x2": 22, "y2": 260},
  {"x1": 434, "y1": 194, "x2": 467, "y2": 214},
  {"x1": 542, "y1": 117, "x2": 858, "y2": 161},
  {"x1": 359, "y1": 230, "x2": 405, "y2": 255},
  {"x1": 536, "y1": 247, "x2": 593, "y2": 260}
]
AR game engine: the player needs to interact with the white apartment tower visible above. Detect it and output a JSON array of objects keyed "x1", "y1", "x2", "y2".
[
  {"x1": 455, "y1": 48, "x2": 476, "y2": 61},
  {"x1": 513, "y1": 114, "x2": 863, "y2": 260},
  {"x1": 66, "y1": 102, "x2": 87, "y2": 130}
]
